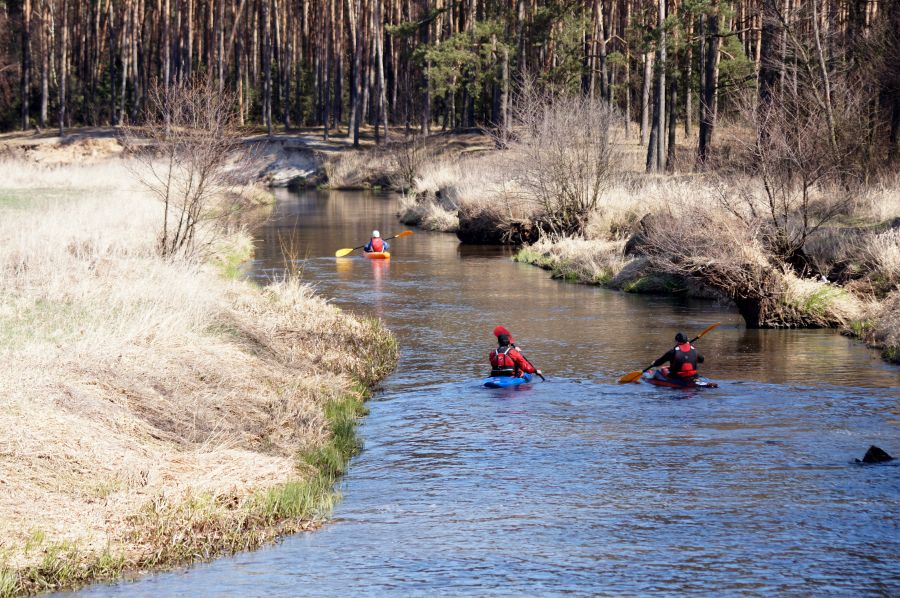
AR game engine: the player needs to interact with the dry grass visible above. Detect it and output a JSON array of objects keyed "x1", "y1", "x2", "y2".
[
  {"x1": 397, "y1": 194, "x2": 459, "y2": 231},
  {"x1": 864, "y1": 229, "x2": 900, "y2": 289},
  {"x1": 780, "y1": 272, "x2": 865, "y2": 328},
  {"x1": 322, "y1": 148, "x2": 394, "y2": 189},
  {"x1": 870, "y1": 291, "x2": 900, "y2": 362},
  {"x1": 514, "y1": 236, "x2": 630, "y2": 285},
  {"x1": 857, "y1": 177, "x2": 900, "y2": 223},
  {"x1": 0, "y1": 158, "x2": 397, "y2": 593}
]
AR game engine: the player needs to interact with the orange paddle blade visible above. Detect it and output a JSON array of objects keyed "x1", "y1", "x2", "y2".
[
  {"x1": 618, "y1": 371, "x2": 643, "y2": 384},
  {"x1": 394, "y1": 230, "x2": 413, "y2": 238}
]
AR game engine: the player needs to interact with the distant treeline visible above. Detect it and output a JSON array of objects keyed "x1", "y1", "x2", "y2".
[{"x1": 1, "y1": 0, "x2": 898, "y2": 165}]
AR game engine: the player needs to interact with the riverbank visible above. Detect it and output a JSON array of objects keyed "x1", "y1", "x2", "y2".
[
  {"x1": 0, "y1": 150, "x2": 398, "y2": 595},
  {"x1": 322, "y1": 125, "x2": 899, "y2": 362}
]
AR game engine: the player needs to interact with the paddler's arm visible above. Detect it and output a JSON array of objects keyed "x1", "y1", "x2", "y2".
[
  {"x1": 511, "y1": 349, "x2": 537, "y2": 374},
  {"x1": 645, "y1": 349, "x2": 674, "y2": 372}
]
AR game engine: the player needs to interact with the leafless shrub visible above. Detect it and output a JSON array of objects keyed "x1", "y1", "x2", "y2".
[
  {"x1": 387, "y1": 136, "x2": 431, "y2": 192},
  {"x1": 641, "y1": 208, "x2": 783, "y2": 327},
  {"x1": 498, "y1": 88, "x2": 622, "y2": 237},
  {"x1": 716, "y1": 92, "x2": 865, "y2": 272},
  {"x1": 121, "y1": 78, "x2": 247, "y2": 259}
]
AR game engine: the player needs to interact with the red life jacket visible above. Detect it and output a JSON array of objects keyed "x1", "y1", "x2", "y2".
[
  {"x1": 490, "y1": 345, "x2": 518, "y2": 376},
  {"x1": 671, "y1": 342, "x2": 699, "y2": 377},
  {"x1": 370, "y1": 237, "x2": 385, "y2": 252}
]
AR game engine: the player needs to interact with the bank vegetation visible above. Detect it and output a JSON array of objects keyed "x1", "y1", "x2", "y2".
[
  {"x1": 0, "y1": 82, "x2": 397, "y2": 595},
  {"x1": 321, "y1": 1, "x2": 900, "y2": 361}
]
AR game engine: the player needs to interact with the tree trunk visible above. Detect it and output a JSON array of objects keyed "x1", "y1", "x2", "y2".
[
  {"x1": 420, "y1": 0, "x2": 430, "y2": 135},
  {"x1": 375, "y1": 0, "x2": 388, "y2": 141},
  {"x1": 624, "y1": 0, "x2": 631, "y2": 137},
  {"x1": 218, "y1": 0, "x2": 225, "y2": 93},
  {"x1": 262, "y1": 0, "x2": 272, "y2": 135},
  {"x1": 59, "y1": 0, "x2": 68, "y2": 136},
  {"x1": 348, "y1": 0, "x2": 363, "y2": 146},
  {"x1": 697, "y1": 1, "x2": 719, "y2": 168},
  {"x1": 666, "y1": 60, "x2": 676, "y2": 172},
  {"x1": 640, "y1": 51, "x2": 652, "y2": 145},
  {"x1": 811, "y1": 0, "x2": 837, "y2": 154},
  {"x1": 163, "y1": 0, "x2": 170, "y2": 88},
  {"x1": 647, "y1": 74, "x2": 660, "y2": 170},
  {"x1": 40, "y1": 0, "x2": 50, "y2": 129},
  {"x1": 21, "y1": 0, "x2": 33, "y2": 130},
  {"x1": 647, "y1": 0, "x2": 666, "y2": 172},
  {"x1": 684, "y1": 17, "x2": 692, "y2": 136},
  {"x1": 758, "y1": 0, "x2": 778, "y2": 108}
]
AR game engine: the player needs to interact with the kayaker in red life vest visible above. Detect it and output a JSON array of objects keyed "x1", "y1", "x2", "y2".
[
  {"x1": 363, "y1": 230, "x2": 390, "y2": 253},
  {"x1": 489, "y1": 327, "x2": 542, "y2": 379},
  {"x1": 645, "y1": 332, "x2": 704, "y2": 380}
]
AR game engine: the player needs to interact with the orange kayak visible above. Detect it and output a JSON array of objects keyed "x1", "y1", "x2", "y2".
[{"x1": 364, "y1": 251, "x2": 391, "y2": 260}]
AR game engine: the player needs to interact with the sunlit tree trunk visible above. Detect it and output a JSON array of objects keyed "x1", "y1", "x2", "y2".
[
  {"x1": 58, "y1": 0, "x2": 68, "y2": 135},
  {"x1": 21, "y1": 0, "x2": 33, "y2": 130}
]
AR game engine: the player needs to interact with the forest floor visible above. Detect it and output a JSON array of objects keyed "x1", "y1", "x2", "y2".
[{"x1": 0, "y1": 137, "x2": 398, "y2": 594}]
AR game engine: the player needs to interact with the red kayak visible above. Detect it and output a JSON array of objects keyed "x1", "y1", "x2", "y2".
[{"x1": 642, "y1": 367, "x2": 718, "y2": 389}]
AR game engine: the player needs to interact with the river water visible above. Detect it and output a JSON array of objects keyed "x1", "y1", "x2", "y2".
[{"x1": 77, "y1": 190, "x2": 899, "y2": 596}]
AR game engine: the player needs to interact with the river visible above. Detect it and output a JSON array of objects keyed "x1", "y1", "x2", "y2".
[{"x1": 75, "y1": 189, "x2": 899, "y2": 596}]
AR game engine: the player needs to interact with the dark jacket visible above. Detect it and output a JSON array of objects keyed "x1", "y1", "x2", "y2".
[{"x1": 651, "y1": 343, "x2": 704, "y2": 378}]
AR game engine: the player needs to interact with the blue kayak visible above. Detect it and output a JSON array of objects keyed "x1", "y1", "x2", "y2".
[{"x1": 482, "y1": 373, "x2": 534, "y2": 388}]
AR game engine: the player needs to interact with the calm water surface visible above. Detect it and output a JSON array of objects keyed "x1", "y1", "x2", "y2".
[{"x1": 77, "y1": 190, "x2": 899, "y2": 596}]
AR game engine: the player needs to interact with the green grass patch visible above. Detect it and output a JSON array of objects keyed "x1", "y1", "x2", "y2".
[
  {"x1": 789, "y1": 285, "x2": 851, "y2": 319},
  {"x1": 214, "y1": 235, "x2": 256, "y2": 279},
  {"x1": 3, "y1": 538, "x2": 127, "y2": 597},
  {"x1": 300, "y1": 387, "x2": 369, "y2": 479},
  {"x1": 882, "y1": 346, "x2": 900, "y2": 364}
]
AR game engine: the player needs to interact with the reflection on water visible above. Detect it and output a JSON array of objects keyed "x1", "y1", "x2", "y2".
[{"x1": 74, "y1": 190, "x2": 900, "y2": 597}]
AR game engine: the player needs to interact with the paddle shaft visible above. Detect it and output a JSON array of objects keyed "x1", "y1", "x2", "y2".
[
  {"x1": 346, "y1": 232, "x2": 407, "y2": 252},
  {"x1": 338, "y1": 230, "x2": 412, "y2": 255}
]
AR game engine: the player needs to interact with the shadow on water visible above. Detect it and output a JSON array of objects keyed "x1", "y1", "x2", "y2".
[{"x1": 71, "y1": 189, "x2": 900, "y2": 597}]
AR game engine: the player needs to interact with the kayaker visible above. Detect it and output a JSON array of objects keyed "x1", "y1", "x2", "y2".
[
  {"x1": 363, "y1": 230, "x2": 390, "y2": 253},
  {"x1": 490, "y1": 328, "x2": 542, "y2": 379},
  {"x1": 645, "y1": 332, "x2": 704, "y2": 380}
]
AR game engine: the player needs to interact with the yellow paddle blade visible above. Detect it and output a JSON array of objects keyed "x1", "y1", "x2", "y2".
[
  {"x1": 618, "y1": 370, "x2": 643, "y2": 384},
  {"x1": 335, "y1": 248, "x2": 354, "y2": 257},
  {"x1": 395, "y1": 230, "x2": 414, "y2": 238}
]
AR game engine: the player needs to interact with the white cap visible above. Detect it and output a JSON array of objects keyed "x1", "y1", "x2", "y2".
[{"x1": 372, "y1": 230, "x2": 380, "y2": 238}]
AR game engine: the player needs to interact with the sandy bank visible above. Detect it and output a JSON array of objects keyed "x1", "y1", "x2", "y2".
[{"x1": 0, "y1": 150, "x2": 398, "y2": 594}]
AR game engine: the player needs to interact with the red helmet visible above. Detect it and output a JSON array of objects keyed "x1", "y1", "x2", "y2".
[{"x1": 493, "y1": 325, "x2": 513, "y2": 343}]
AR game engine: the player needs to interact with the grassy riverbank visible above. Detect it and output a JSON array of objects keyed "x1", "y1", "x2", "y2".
[{"x1": 0, "y1": 153, "x2": 398, "y2": 595}]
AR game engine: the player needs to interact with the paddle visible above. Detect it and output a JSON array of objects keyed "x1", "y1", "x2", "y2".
[
  {"x1": 617, "y1": 322, "x2": 720, "y2": 384},
  {"x1": 335, "y1": 230, "x2": 413, "y2": 257}
]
